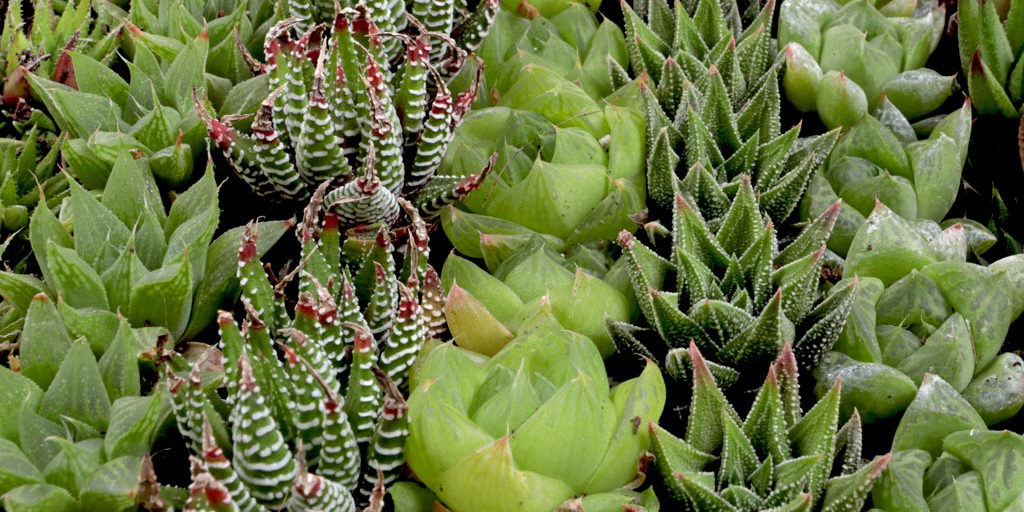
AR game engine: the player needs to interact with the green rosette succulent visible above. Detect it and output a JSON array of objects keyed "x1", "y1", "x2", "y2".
[
  {"x1": 813, "y1": 203, "x2": 1024, "y2": 426},
  {"x1": 0, "y1": 123, "x2": 65, "y2": 270},
  {"x1": 957, "y1": 0, "x2": 1024, "y2": 117},
  {"x1": 870, "y1": 379, "x2": 1024, "y2": 512},
  {"x1": 0, "y1": 151, "x2": 289, "y2": 343},
  {"x1": 650, "y1": 341, "x2": 891, "y2": 511},
  {"x1": 800, "y1": 96, "x2": 973, "y2": 256},
  {"x1": 0, "y1": 294, "x2": 177, "y2": 512},
  {"x1": 404, "y1": 320, "x2": 667, "y2": 512},
  {"x1": 779, "y1": 0, "x2": 952, "y2": 127},
  {"x1": 440, "y1": 3, "x2": 647, "y2": 248},
  {"x1": 608, "y1": 180, "x2": 858, "y2": 390},
  {"x1": 618, "y1": 0, "x2": 842, "y2": 227}
]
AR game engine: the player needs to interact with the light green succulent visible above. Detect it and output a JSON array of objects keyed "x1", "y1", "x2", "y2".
[
  {"x1": 813, "y1": 203, "x2": 1024, "y2": 426},
  {"x1": 800, "y1": 96, "x2": 973, "y2": 256},
  {"x1": 871, "y1": 380, "x2": 1024, "y2": 511},
  {"x1": 650, "y1": 341, "x2": 892, "y2": 511},
  {"x1": 404, "y1": 321, "x2": 667, "y2": 512},
  {"x1": 779, "y1": 0, "x2": 952, "y2": 127}
]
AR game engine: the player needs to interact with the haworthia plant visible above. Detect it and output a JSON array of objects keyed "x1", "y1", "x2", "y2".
[
  {"x1": 813, "y1": 203, "x2": 1024, "y2": 426},
  {"x1": 169, "y1": 189, "x2": 437, "y2": 508},
  {"x1": 1, "y1": 298, "x2": 177, "y2": 512},
  {"x1": 202, "y1": 1, "x2": 499, "y2": 221},
  {"x1": 0, "y1": 150, "x2": 290, "y2": 342},
  {"x1": 404, "y1": 322, "x2": 667, "y2": 512},
  {"x1": 608, "y1": 184, "x2": 858, "y2": 390},
  {"x1": 800, "y1": 97, "x2": 973, "y2": 256},
  {"x1": 957, "y1": 0, "x2": 1024, "y2": 117},
  {"x1": 619, "y1": 0, "x2": 841, "y2": 227},
  {"x1": 650, "y1": 341, "x2": 891, "y2": 511},
  {"x1": 779, "y1": 0, "x2": 951, "y2": 126}
]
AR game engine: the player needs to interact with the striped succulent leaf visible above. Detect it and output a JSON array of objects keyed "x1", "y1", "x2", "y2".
[
  {"x1": 201, "y1": 3, "x2": 498, "y2": 228},
  {"x1": 168, "y1": 192, "x2": 438, "y2": 508}
]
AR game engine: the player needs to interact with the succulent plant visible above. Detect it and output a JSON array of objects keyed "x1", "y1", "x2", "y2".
[
  {"x1": 437, "y1": 0, "x2": 648, "y2": 246},
  {"x1": 0, "y1": 294, "x2": 176, "y2": 512},
  {"x1": 0, "y1": 153, "x2": 290, "y2": 343},
  {"x1": 1, "y1": 0, "x2": 123, "y2": 111},
  {"x1": 649, "y1": 341, "x2": 891, "y2": 511},
  {"x1": 813, "y1": 203, "x2": 1024, "y2": 426},
  {"x1": 404, "y1": 318, "x2": 667, "y2": 512},
  {"x1": 618, "y1": 0, "x2": 842, "y2": 228},
  {"x1": 957, "y1": 0, "x2": 1024, "y2": 117},
  {"x1": 168, "y1": 193, "x2": 441, "y2": 509},
  {"x1": 608, "y1": 182, "x2": 858, "y2": 390},
  {"x1": 871, "y1": 379, "x2": 1024, "y2": 511},
  {"x1": 779, "y1": 0, "x2": 951, "y2": 126},
  {"x1": 800, "y1": 97, "x2": 973, "y2": 256}
]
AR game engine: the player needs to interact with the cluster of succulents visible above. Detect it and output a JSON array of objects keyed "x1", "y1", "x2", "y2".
[
  {"x1": 814, "y1": 203, "x2": 1024, "y2": 426},
  {"x1": 779, "y1": 0, "x2": 952, "y2": 126},
  {"x1": 4, "y1": 0, "x2": 1024, "y2": 509}
]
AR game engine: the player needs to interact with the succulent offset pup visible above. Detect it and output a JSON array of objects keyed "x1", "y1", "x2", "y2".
[
  {"x1": 779, "y1": 0, "x2": 953, "y2": 127},
  {"x1": 609, "y1": 184, "x2": 858, "y2": 390},
  {"x1": 649, "y1": 341, "x2": 891, "y2": 511},
  {"x1": 200, "y1": 1, "x2": 499, "y2": 227},
  {"x1": 958, "y1": 0, "x2": 1024, "y2": 117},
  {"x1": 800, "y1": 97, "x2": 973, "y2": 256},
  {"x1": 169, "y1": 191, "x2": 438, "y2": 510},
  {"x1": 813, "y1": 202, "x2": 1024, "y2": 426},
  {"x1": 404, "y1": 317, "x2": 667, "y2": 512}
]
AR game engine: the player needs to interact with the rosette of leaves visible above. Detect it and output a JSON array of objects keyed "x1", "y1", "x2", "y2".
[
  {"x1": 957, "y1": 0, "x2": 1024, "y2": 117},
  {"x1": 779, "y1": 0, "x2": 952, "y2": 127},
  {"x1": 403, "y1": 321, "x2": 667, "y2": 512},
  {"x1": 0, "y1": 295, "x2": 179, "y2": 512},
  {"x1": 649, "y1": 341, "x2": 891, "y2": 511},
  {"x1": 800, "y1": 96, "x2": 973, "y2": 256},
  {"x1": 812, "y1": 203, "x2": 1024, "y2": 426},
  {"x1": 166, "y1": 194, "x2": 441, "y2": 509},
  {"x1": 0, "y1": 123, "x2": 65, "y2": 270},
  {"x1": 200, "y1": 3, "x2": 498, "y2": 226},
  {"x1": 618, "y1": 0, "x2": 841, "y2": 227},
  {"x1": 607, "y1": 181, "x2": 858, "y2": 391},
  {"x1": 1, "y1": 0, "x2": 123, "y2": 113},
  {"x1": 869, "y1": 378, "x2": 1024, "y2": 511},
  {"x1": 24, "y1": 25, "x2": 216, "y2": 190},
  {"x1": 436, "y1": 0, "x2": 648, "y2": 246},
  {"x1": 0, "y1": 151, "x2": 289, "y2": 343}
]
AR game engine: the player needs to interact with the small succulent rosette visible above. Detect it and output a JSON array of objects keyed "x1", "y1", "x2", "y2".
[
  {"x1": 779, "y1": 0, "x2": 953, "y2": 128},
  {"x1": 650, "y1": 341, "x2": 892, "y2": 511},
  {"x1": 800, "y1": 96, "x2": 973, "y2": 256},
  {"x1": 813, "y1": 202, "x2": 1024, "y2": 426},
  {"x1": 957, "y1": 0, "x2": 1024, "y2": 117},
  {"x1": 404, "y1": 321, "x2": 667, "y2": 512}
]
